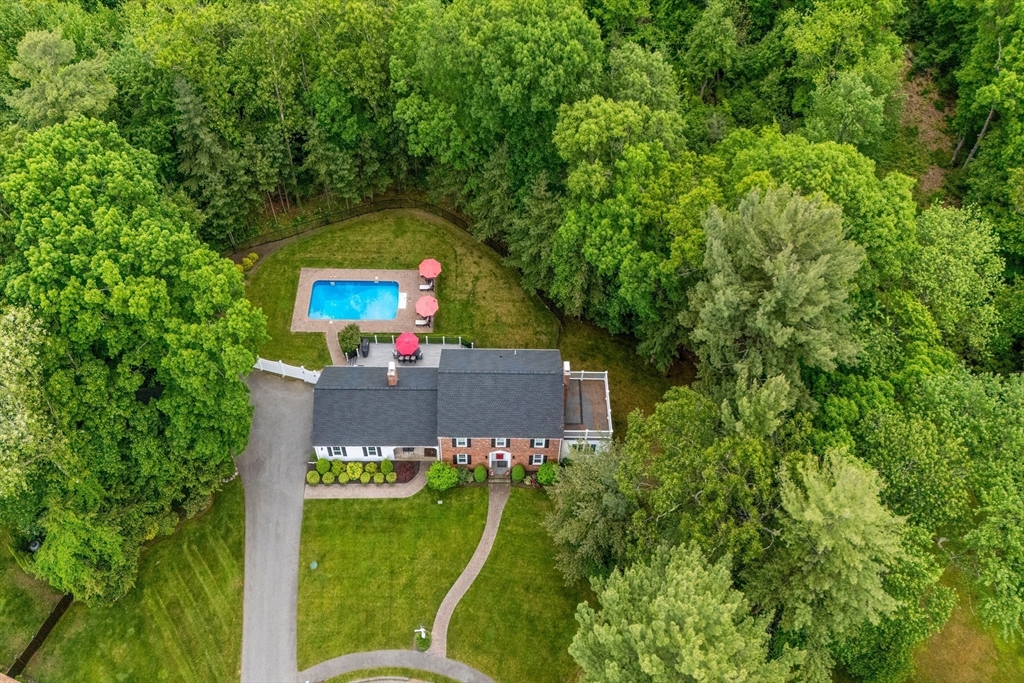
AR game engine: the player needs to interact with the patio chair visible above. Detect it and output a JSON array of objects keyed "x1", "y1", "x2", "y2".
[
  {"x1": 419, "y1": 278, "x2": 434, "y2": 291},
  {"x1": 415, "y1": 318, "x2": 430, "y2": 326}
]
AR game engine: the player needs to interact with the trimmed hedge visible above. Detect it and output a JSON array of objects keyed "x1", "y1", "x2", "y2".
[
  {"x1": 315, "y1": 459, "x2": 330, "y2": 475},
  {"x1": 331, "y1": 460, "x2": 344, "y2": 477},
  {"x1": 306, "y1": 470, "x2": 320, "y2": 485},
  {"x1": 537, "y1": 461, "x2": 557, "y2": 485},
  {"x1": 365, "y1": 462, "x2": 378, "y2": 475},
  {"x1": 381, "y1": 459, "x2": 394, "y2": 474},
  {"x1": 360, "y1": 472, "x2": 371, "y2": 484},
  {"x1": 322, "y1": 471, "x2": 335, "y2": 484},
  {"x1": 426, "y1": 462, "x2": 459, "y2": 492},
  {"x1": 473, "y1": 465, "x2": 487, "y2": 483},
  {"x1": 385, "y1": 472, "x2": 397, "y2": 484},
  {"x1": 347, "y1": 461, "x2": 363, "y2": 479},
  {"x1": 373, "y1": 472, "x2": 385, "y2": 484},
  {"x1": 338, "y1": 323, "x2": 361, "y2": 354},
  {"x1": 339, "y1": 472, "x2": 350, "y2": 484},
  {"x1": 511, "y1": 464, "x2": 525, "y2": 483}
]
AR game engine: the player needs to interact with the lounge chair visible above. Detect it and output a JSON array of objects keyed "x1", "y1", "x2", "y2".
[
  {"x1": 419, "y1": 278, "x2": 434, "y2": 291},
  {"x1": 415, "y1": 319, "x2": 430, "y2": 326}
]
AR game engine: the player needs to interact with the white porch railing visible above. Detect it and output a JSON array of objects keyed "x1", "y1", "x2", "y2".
[
  {"x1": 253, "y1": 357, "x2": 321, "y2": 384},
  {"x1": 566, "y1": 370, "x2": 614, "y2": 439},
  {"x1": 564, "y1": 428, "x2": 614, "y2": 440},
  {"x1": 368, "y1": 334, "x2": 473, "y2": 348}
]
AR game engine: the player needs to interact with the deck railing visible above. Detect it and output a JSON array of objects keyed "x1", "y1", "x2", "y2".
[
  {"x1": 564, "y1": 428, "x2": 614, "y2": 440},
  {"x1": 368, "y1": 334, "x2": 473, "y2": 348},
  {"x1": 252, "y1": 357, "x2": 321, "y2": 384},
  {"x1": 565, "y1": 370, "x2": 614, "y2": 439}
]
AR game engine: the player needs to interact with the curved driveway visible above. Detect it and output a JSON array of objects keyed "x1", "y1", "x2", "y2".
[{"x1": 238, "y1": 372, "x2": 312, "y2": 683}]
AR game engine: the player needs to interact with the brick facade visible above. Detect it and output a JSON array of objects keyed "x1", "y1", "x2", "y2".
[{"x1": 438, "y1": 437, "x2": 561, "y2": 471}]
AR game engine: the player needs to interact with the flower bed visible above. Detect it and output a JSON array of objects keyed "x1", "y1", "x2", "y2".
[{"x1": 306, "y1": 460, "x2": 419, "y2": 486}]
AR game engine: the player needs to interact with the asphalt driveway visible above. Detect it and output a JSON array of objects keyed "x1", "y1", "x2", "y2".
[{"x1": 237, "y1": 371, "x2": 313, "y2": 683}]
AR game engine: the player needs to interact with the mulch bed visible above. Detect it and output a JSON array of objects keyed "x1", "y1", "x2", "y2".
[{"x1": 395, "y1": 461, "x2": 419, "y2": 484}]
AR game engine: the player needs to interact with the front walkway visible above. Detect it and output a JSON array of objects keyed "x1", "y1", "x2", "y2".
[
  {"x1": 300, "y1": 649, "x2": 493, "y2": 683},
  {"x1": 304, "y1": 466, "x2": 428, "y2": 499},
  {"x1": 428, "y1": 482, "x2": 510, "y2": 658}
]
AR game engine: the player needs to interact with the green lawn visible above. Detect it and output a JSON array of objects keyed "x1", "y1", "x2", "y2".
[
  {"x1": 25, "y1": 480, "x2": 245, "y2": 683},
  {"x1": 448, "y1": 488, "x2": 592, "y2": 683},
  {"x1": 0, "y1": 529, "x2": 62, "y2": 671},
  {"x1": 297, "y1": 486, "x2": 488, "y2": 670},
  {"x1": 246, "y1": 209, "x2": 559, "y2": 368}
]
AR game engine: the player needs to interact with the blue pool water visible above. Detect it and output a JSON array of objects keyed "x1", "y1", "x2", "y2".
[{"x1": 308, "y1": 280, "x2": 399, "y2": 320}]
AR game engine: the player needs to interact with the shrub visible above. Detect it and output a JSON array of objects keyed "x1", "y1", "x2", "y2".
[
  {"x1": 316, "y1": 459, "x2": 330, "y2": 475},
  {"x1": 247, "y1": 252, "x2": 259, "y2": 263},
  {"x1": 427, "y1": 462, "x2": 459, "y2": 492},
  {"x1": 386, "y1": 472, "x2": 397, "y2": 484},
  {"x1": 339, "y1": 472, "x2": 350, "y2": 484},
  {"x1": 381, "y1": 459, "x2": 394, "y2": 474},
  {"x1": 524, "y1": 475, "x2": 534, "y2": 486},
  {"x1": 474, "y1": 465, "x2": 487, "y2": 483},
  {"x1": 415, "y1": 631, "x2": 431, "y2": 651},
  {"x1": 331, "y1": 460, "x2": 344, "y2": 477},
  {"x1": 365, "y1": 462, "x2": 378, "y2": 475},
  {"x1": 511, "y1": 464, "x2": 525, "y2": 483},
  {"x1": 306, "y1": 470, "x2": 320, "y2": 485},
  {"x1": 456, "y1": 466, "x2": 472, "y2": 485},
  {"x1": 338, "y1": 323, "x2": 362, "y2": 354},
  {"x1": 360, "y1": 472, "x2": 371, "y2": 484},
  {"x1": 322, "y1": 471, "x2": 335, "y2": 484},
  {"x1": 373, "y1": 472, "x2": 385, "y2": 484},
  {"x1": 347, "y1": 461, "x2": 363, "y2": 479},
  {"x1": 537, "y1": 462, "x2": 557, "y2": 485}
]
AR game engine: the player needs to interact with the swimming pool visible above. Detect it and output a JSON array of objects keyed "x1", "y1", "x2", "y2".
[{"x1": 308, "y1": 280, "x2": 399, "y2": 320}]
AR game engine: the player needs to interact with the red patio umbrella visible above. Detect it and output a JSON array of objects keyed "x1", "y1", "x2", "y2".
[
  {"x1": 415, "y1": 295, "x2": 439, "y2": 317},
  {"x1": 419, "y1": 258, "x2": 442, "y2": 279},
  {"x1": 394, "y1": 332, "x2": 420, "y2": 356}
]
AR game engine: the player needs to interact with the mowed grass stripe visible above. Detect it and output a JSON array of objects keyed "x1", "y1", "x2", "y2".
[{"x1": 26, "y1": 480, "x2": 245, "y2": 683}]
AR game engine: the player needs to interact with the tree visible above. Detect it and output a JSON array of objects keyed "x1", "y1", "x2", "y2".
[
  {"x1": 0, "y1": 118, "x2": 266, "y2": 602},
  {"x1": 570, "y1": 543, "x2": 802, "y2": 683},
  {"x1": 747, "y1": 450, "x2": 906, "y2": 683},
  {"x1": 4, "y1": 28, "x2": 115, "y2": 129},
  {"x1": 681, "y1": 0, "x2": 739, "y2": 100},
  {"x1": 689, "y1": 186, "x2": 864, "y2": 407},
  {"x1": 906, "y1": 205, "x2": 1004, "y2": 360},
  {"x1": 605, "y1": 42, "x2": 680, "y2": 112},
  {"x1": 544, "y1": 445, "x2": 635, "y2": 584},
  {"x1": 804, "y1": 70, "x2": 886, "y2": 149}
]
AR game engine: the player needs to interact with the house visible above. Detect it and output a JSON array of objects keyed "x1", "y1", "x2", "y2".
[{"x1": 311, "y1": 348, "x2": 612, "y2": 473}]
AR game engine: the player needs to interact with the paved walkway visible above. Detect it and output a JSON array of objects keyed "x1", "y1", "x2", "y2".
[
  {"x1": 304, "y1": 466, "x2": 428, "y2": 499},
  {"x1": 428, "y1": 482, "x2": 510, "y2": 658},
  {"x1": 299, "y1": 649, "x2": 494, "y2": 683},
  {"x1": 325, "y1": 332, "x2": 344, "y2": 366},
  {"x1": 238, "y1": 372, "x2": 313, "y2": 683}
]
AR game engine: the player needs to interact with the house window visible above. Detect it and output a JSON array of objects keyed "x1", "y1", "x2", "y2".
[
  {"x1": 455, "y1": 438, "x2": 469, "y2": 448},
  {"x1": 493, "y1": 438, "x2": 508, "y2": 447},
  {"x1": 530, "y1": 454, "x2": 546, "y2": 466},
  {"x1": 455, "y1": 454, "x2": 470, "y2": 465},
  {"x1": 365, "y1": 446, "x2": 379, "y2": 457},
  {"x1": 331, "y1": 446, "x2": 343, "y2": 457},
  {"x1": 532, "y1": 438, "x2": 548, "y2": 449}
]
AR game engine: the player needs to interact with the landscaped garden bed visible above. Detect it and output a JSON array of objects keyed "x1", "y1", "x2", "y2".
[{"x1": 306, "y1": 458, "x2": 417, "y2": 486}]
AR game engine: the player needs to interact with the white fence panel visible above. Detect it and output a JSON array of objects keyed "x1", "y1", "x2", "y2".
[{"x1": 253, "y1": 357, "x2": 321, "y2": 384}]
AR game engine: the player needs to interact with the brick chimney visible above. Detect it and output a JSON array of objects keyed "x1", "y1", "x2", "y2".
[{"x1": 387, "y1": 361, "x2": 398, "y2": 387}]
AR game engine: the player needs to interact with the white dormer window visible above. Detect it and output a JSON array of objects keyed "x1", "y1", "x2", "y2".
[
  {"x1": 532, "y1": 438, "x2": 548, "y2": 449},
  {"x1": 455, "y1": 438, "x2": 469, "y2": 447},
  {"x1": 494, "y1": 438, "x2": 508, "y2": 447}
]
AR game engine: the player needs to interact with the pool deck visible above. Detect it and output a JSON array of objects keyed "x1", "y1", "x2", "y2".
[
  {"x1": 346, "y1": 342, "x2": 465, "y2": 367},
  {"x1": 291, "y1": 268, "x2": 434, "y2": 337}
]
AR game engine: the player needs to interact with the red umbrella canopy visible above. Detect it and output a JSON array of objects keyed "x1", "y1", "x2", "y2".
[
  {"x1": 419, "y1": 258, "x2": 442, "y2": 279},
  {"x1": 395, "y1": 332, "x2": 420, "y2": 356},
  {"x1": 415, "y1": 295, "x2": 439, "y2": 317}
]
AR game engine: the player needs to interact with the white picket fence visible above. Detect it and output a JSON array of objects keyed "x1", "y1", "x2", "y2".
[{"x1": 253, "y1": 357, "x2": 321, "y2": 384}]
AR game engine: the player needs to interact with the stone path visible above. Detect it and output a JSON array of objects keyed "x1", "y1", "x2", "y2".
[
  {"x1": 325, "y1": 332, "x2": 344, "y2": 366},
  {"x1": 300, "y1": 650, "x2": 494, "y2": 683},
  {"x1": 238, "y1": 372, "x2": 313, "y2": 683},
  {"x1": 428, "y1": 482, "x2": 510, "y2": 658},
  {"x1": 304, "y1": 466, "x2": 428, "y2": 499}
]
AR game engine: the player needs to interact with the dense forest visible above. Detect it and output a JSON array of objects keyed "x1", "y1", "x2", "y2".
[{"x1": 1, "y1": 0, "x2": 1023, "y2": 680}]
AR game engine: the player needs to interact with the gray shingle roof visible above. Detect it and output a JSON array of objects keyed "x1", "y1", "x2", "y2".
[
  {"x1": 436, "y1": 349, "x2": 565, "y2": 438},
  {"x1": 312, "y1": 366, "x2": 438, "y2": 447}
]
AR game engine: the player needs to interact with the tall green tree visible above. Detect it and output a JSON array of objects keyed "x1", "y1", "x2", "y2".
[
  {"x1": 0, "y1": 118, "x2": 266, "y2": 602},
  {"x1": 571, "y1": 543, "x2": 802, "y2": 683},
  {"x1": 4, "y1": 27, "x2": 115, "y2": 129},
  {"x1": 688, "y1": 186, "x2": 865, "y2": 408}
]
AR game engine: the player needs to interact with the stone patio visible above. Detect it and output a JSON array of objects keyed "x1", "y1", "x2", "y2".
[
  {"x1": 290, "y1": 268, "x2": 434, "y2": 335},
  {"x1": 347, "y1": 342, "x2": 466, "y2": 368}
]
